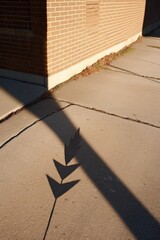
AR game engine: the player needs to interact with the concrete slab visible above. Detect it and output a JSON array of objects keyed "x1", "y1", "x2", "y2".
[
  {"x1": 111, "y1": 55, "x2": 160, "y2": 79},
  {"x1": 53, "y1": 70, "x2": 160, "y2": 127},
  {"x1": 138, "y1": 37, "x2": 160, "y2": 47},
  {"x1": 112, "y1": 58, "x2": 160, "y2": 77},
  {"x1": 0, "y1": 78, "x2": 46, "y2": 121},
  {"x1": 0, "y1": 99, "x2": 69, "y2": 148},
  {"x1": 110, "y1": 37, "x2": 160, "y2": 79},
  {"x1": 136, "y1": 43, "x2": 160, "y2": 54},
  {"x1": 130, "y1": 48, "x2": 160, "y2": 66},
  {"x1": 132, "y1": 47, "x2": 160, "y2": 67},
  {"x1": 1, "y1": 33, "x2": 160, "y2": 240},
  {"x1": 0, "y1": 105, "x2": 160, "y2": 240}
]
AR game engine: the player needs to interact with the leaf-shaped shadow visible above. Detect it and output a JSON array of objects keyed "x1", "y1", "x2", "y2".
[
  {"x1": 54, "y1": 160, "x2": 80, "y2": 180},
  {"x1": 65, "y1": 128, "x2": 81, "y2": 165},
  {"x1": 46, "y1": 175, "x2": 80, "y2": 199}
]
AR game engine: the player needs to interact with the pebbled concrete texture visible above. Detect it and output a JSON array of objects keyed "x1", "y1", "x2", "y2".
[
  {"x1": 1, "y1": 30, "x2": 160, "y2": 240},
  {"x1": 0, "y1": 78, "x2": 46, "y2": 121}
]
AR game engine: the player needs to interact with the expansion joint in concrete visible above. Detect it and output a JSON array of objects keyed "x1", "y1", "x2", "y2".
[
  {"x1": 109, "y1": 65, "x2": 160, "y2": 83},
  {"x1": 0, "y1": 104, "x2": 71, "y2": 149},
  {"x1": 1, "y1": 95, "x2": 160, "y2": 149},
  {"x1": 53, "y1": 98, "x2": 160, "y2": 130}
]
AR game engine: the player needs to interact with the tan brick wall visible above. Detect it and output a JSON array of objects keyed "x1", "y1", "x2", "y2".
[
  {"x1": 0, "y1": 0, "x2": 47, "y2": 76},
  {"x1": 46, "y1": 0, "x2": 146, "y2": 76},
  {"x1": 1, "y1": 1, "x2": 160, "y2": 86}
]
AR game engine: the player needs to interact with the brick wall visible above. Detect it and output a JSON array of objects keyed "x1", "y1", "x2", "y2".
[
  {"x1": 0, "y1": 1, "x2": 160, "y2": 87},
  {"x1": 0, "y1": 1, "x2": 47, "y2": 77},
  {"x1": 46, "y1": 0, "x2": 146, "y2": 77},
  {"x1": 0, "y1": 1, "x2": 31, "y2": 30}
]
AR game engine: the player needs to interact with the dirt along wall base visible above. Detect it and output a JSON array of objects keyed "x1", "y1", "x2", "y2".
[{"x1": 46, "y1": 32, "x2": 142, "y2": 90}]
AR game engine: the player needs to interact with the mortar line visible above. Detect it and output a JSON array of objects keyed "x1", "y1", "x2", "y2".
[
  {"x1": 53, "y1": 98, "x2": 160, "y2": 129},
  {"x1": 0, "y1": 104, "x2": 71, "y2": 149}
]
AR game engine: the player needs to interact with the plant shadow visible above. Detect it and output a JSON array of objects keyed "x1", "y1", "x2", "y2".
[
  {"x1": 1, "y1": 2, "x2": 160, "y2": 236},
  {"x1": 1, "y1": 79, "x2": 160, "y2": 240}
]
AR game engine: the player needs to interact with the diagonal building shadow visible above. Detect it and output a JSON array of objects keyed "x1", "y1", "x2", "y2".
[
  {"x1": 1, "y1": 83, "x2": 160, "y2": 240},
  {"x1": 1, "y1": 1, "x2": 160, "y2": 237}
]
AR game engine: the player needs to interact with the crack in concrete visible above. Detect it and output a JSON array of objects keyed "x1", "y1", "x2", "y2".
[
  {"x1": 108, "y1": 65, "x2": 160, "y2": 84},
  {"x1": 0, "y1": 94, "x2": 47, "y2": 124},
  {"x1": 53, "y1": 98, "x2": 160, "y2": 130},
  {"x1": 1, "y1": 95, "x2": 160, "y2": 149},
  {"x1": 0, "y1": 104, "x2": 71, "y2": 149}
]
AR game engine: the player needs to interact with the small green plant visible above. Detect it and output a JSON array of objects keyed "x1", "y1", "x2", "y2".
[{"x1": 94, "y1": 61, "x2": 105, "y2": 70}]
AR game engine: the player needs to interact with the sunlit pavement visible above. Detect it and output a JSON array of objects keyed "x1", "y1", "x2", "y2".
[{"x1": 0, "y1": 29, "x2": 160, "y2": 240}]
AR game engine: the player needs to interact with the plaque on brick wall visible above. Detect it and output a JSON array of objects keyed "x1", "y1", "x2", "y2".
[{"x1": 86, "y1": 0, "x2": 99, "y2": 28}]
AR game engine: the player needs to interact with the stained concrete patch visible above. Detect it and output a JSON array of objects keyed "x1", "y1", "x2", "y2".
[
  {"x1": 0, "y1": 99, "x2": 69, "y2": 147},
  {"x1": 0, "y1": 78, "x2": 46, "y2": 121},
  {"x1": 0, "y1": 106, "x2": 160, "y2": 240},
  {"x1": 53, "y1": 70, "x2": 160, "y2": 127}
]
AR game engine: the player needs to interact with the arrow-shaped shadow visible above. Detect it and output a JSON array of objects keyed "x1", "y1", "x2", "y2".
[
  {"x1": 53, "y1": 160, "x2": 80, "y2": 180},
  {"x1": 43, "y1": 128, "x2": 81, "y2": 240},
  {"x1": 65, "y1": 128, "x2": 81, "y2": 165},
  {"x1": 46, "y1": 175, "x2": 80, "y2": 199}
]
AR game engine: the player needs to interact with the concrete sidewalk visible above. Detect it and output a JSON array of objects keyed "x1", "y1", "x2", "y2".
[
  {"x1": 0, "y1": 79, "x2": 46, "y2": 122},
  {"x1": 0, "y1": 29, "x2": 160, "y2": 240}
]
